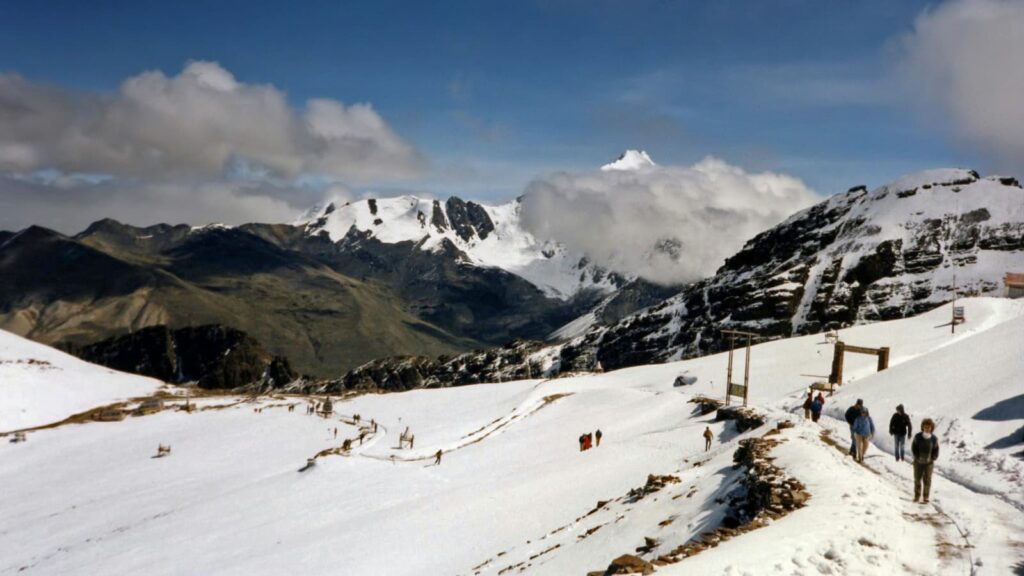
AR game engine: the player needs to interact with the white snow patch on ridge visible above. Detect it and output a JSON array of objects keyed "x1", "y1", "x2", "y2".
[{"x1": 0, "y1": 330, "x2": 161, "y2": 431}]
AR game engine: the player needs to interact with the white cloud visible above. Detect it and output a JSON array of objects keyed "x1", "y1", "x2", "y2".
[
  {"x1": 0, "y1": 173, "x2": 308, "y2": 234},
  {"x1": 519, "y1": 157, "x2": 819, "y2": 284},
  {"x1": 899, "y1": 0, "x2": 1024, "y2": 171},
  {"x1": 0, "y1": 61, "x2": 423, "y2": 181}
]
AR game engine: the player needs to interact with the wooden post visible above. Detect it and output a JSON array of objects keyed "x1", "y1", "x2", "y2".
[
  {"x1": 725, "y1": 333, "x2": 735, "y2": 406},
  {"x1": 742, "y1": 334, "x2": 751, "y2": 407},
  {"x1": 830, "y1": 341, "x2": 845, "y2": 385},
  {"x1": 877, "y1": 347, "x2": 890, "y2": 371}
]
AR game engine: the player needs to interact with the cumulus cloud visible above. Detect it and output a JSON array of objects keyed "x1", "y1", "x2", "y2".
[
  {"x1": 0, "y1": 60, "x2": 423, "y2": 181},
  {"x1": 899, "y1": 0, "x2": 1024, "y2": 172},
  {"x1": 519, "y1": 157, "x2": 819, "y2": 284}
]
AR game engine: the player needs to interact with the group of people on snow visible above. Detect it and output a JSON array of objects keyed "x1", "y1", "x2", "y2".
[
  {"x1": 802, "y1": 391, "x2": 827, "y2": 422},
  {"x1": 578, "y1": 430, "x2": 602, "y2": 451},
  {"x1": 836, "y1": 397, "x2": 940, "y2": 503}
]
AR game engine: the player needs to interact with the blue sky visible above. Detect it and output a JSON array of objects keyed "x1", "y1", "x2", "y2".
[
  {"x1": 6, "y1": 0, "x2": 1023, "y2": 235},
  {"x1": 1, "y1": 0, "x2": 969, "y2": 198}
]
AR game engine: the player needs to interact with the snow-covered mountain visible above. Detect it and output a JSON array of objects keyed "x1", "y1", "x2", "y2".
[
  {"x1": 601, "y1": 149, "x2": 657, "y2": 171},
  {"x1": 296, "y1": 194, "x2": 623, "y2": 299},
  {"x1": 558, "y1": 168, "x2": 1024, "y2": 371}
]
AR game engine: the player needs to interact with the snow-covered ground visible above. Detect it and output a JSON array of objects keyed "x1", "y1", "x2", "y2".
[
  {"x1": 0, "y1": 330, "x2": 162, "y2": 432},
  {"x1": 1, "y1": 297, "x2": 1022, "y2": 574}
]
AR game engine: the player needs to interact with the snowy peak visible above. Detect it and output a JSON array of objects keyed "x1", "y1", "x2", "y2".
[
  {"x1": 558, "y1": 167, "x2": 1024, "y2": 373},
  {"x1": 601, "y1": 149, "x2": 657, "y2": 171},
  {"x1": 296, "y1": 195, "x2": 624, "y2": 299}
]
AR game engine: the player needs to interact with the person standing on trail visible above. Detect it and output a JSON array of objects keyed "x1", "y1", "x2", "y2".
[
  {"x1": 889, "y1": 405, "x2": 913, "y2": 462},
  {"x1": 845, "y1": 399, "x2": 865, "y2": 457},
  {"x1": 803, "y1": 392, "x2": 814, "y2": 419},
  {"x1": 810, "y1": 397, "x2": 823, "y2": 423},
  {"x1": 434, "y1": 449, "x2": 443, "y2": 466},
  {"x1": 333, "y1": 427, "x2": 338, "y2": 439},
  {"x1": 703, "y1": 426, "x2": 713, "y2": 451},
  {"x1": 911, "y1": 418, "x2": 940, "y2": 503},
  {"x1": 852, "y1": 408, "x2": 875, "y2": 463},
  {"x1": 579, "y1": 434, "x2": 586, "y2": 452},
  {"x1": 595, "y1": 429, "x2": 603, "y2": 447}
]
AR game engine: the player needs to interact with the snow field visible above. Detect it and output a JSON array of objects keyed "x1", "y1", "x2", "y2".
[
  {"x1": 0, "y1": 297, "x2": 1021, "y2": 574},
  {"x1": 0, "y1": 330, "x2": 162, "y2": 432}
]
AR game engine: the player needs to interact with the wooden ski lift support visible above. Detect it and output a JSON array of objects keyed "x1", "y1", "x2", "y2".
[
  {"x1": 722, "y1": 329, "x2": 759, "y2": 407},
  {"x1": 828, "y1": 342, "x2": 890, "y2": 386}
]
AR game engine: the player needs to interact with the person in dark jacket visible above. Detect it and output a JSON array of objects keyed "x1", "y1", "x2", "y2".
[
  {"x1": 889, "y1": 405, "x2": 913, "y2": 462},
  {"x1": 810, "y1": 397, "x2": 824, "y2": 423},
  {"x1": 911, "y1": 418, "x2": 940, "y2": 503},
  {"x1": 845, "y1": 399, "x2": 864, "y2": 456},
  {"x1": 803, "y1": 392, "x2": 814, "y2": 419},
  {"x1": 595, "y1": 429, "x2": 603, "y2": 447},
  {"x1": 852, "y1": 408, "x2": 875, "y2": 463},
  {"x1": 579, "y1": 434, "x2": 585, "y2": 452},
  {"x1": 703, "y1": 426, "x2": 713, "y2": 451}
]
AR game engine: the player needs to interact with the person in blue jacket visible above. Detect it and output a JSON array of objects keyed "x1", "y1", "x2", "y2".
[
  {"x1": 852, "y1": 408, "x2": 876, "y2": 463},
  {"x1": 810, "y1": 396, "x2": 824, "y2": 423},
  {"x1": 844, "y1": 399, "x2": 865, "y2": 456}
]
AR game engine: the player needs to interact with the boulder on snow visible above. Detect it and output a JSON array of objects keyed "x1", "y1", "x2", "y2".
[{"x1": 605, "y1": 554, "x2": 654, "y2": 574}]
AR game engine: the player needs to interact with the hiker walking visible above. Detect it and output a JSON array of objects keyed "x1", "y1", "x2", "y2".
[
  {"x1": 333, "y1": 427, "x2": 338, "y2": 439},
  {"x1": 584, "y1": 433, "x2": 593, "y2": 451},
  {"x1": 845, "y1": 399, "x2": 865, "y2": 457},
  {"x1": 889, "y1": 405, "x2": 913, "y2": 462},
  {"x1": 852, "y1": 408, "x2": 875, "y2": 463},
  {"x1": 810, "y1": 396, "x2": 823, "y2": 423},
  {"x1": 595, "y1": 429, "x2": 603, "y2": 447},
  {"x1": 703, "y1": 426, "x2": 713, "y2": 451},
  {"x1": 802, "y1": 391, "x2": 814, "y2": 419},
  {"x1": 434, "y1": 449, "x2": 443, "y2": 466},
  {"x1": 579, "y1": 434, "x2": 586, "y2": 452},
  {"x1": 911, "y1": 418, "x2": 940, "y2": 503}
]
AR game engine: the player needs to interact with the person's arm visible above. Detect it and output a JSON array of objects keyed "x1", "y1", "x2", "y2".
[{"x1": 932, "y1": 437, "x2": 939, "y2": 461}]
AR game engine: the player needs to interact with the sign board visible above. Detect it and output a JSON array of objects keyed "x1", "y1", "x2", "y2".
[
  {"x1": 728, "y1": 383, "x2": 746, "y2": 398},
  {"x1": 952, "y1": 306, "x2": 965, "y2": 321}
]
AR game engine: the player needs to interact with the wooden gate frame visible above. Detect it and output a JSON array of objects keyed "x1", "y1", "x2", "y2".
[
  {"x1": 828, "y1": 342, "x2": 890, "y2": 386},
  {"x1": 722, "y1": 329, "x2": 759, "y2": 407}
]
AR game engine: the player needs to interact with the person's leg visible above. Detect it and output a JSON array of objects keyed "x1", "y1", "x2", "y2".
[
  {"x1": 922, "y1": 463, "x2": 933, "y2": 502},
  {"x1": 857, "y1": 435, "x2": 869, "y2": 462},
  {"x1": 850, "y1": 427, "x2": 857, "y2": 456},
  {"x1": 913, "y1": 463, "x2": 923, "y2": 501}
]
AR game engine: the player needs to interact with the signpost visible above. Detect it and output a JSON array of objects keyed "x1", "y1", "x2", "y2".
[{"x1": 722, "y1": 329, "x2": 758, "y2": 407}]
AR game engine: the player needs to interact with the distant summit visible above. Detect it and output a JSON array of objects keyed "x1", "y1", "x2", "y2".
[{"x1": 600, "y1": 149, "x2": 656, "y2": 171}]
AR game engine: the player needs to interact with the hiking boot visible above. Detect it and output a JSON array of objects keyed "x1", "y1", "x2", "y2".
[
  {"x1": 913, "y1": 496, "x2": 919, "y2": 502},
  {"x1": 923, "y1": 498, "x2": 929, "y2": 504}
]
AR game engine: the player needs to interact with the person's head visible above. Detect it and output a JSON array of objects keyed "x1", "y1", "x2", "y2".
[
  {"x1": 921, "y1": 418, "x2": 935, "y2": 433},
  {"x1": 856, "y1": 399, "x2": 864, "y2": 406},
  {"x1": 896, "y1": 404, "x2": 905, "y2": 414}
]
